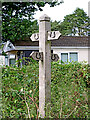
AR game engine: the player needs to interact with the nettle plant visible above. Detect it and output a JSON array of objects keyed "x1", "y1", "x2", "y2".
[{"x1": 1, "y1": 58, "x2": 89, "y2": 118}]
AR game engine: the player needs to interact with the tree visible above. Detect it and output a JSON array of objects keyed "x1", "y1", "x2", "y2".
[
  {"x1": 51, "y1": 20, "x2": 61, "y2": 31},
  {"x1": 51, "y1": 8, "x2": 90, "y2": 36},
  {"x1": 2, "y1": 1, "x2": 63, "y2": 43}
]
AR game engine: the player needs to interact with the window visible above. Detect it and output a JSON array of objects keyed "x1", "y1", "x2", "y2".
[
  {"x1": 5, "y1": 56, "x2": 8, "y2": 66},
  {"x1": 61, "y1": 52, "x2": 78, "y2": 63},
  {"x1": 61, "y1": 53, "x2": 68, "y2": 63},
  {"x1": 9, "y1": 59, "x2": 16, "y2": 65},
  {"x1": 9, "y1": 54, "x2": 16, "y2": 66},
  {"x1": 70, "y1": 53, "x2": 78, "y2": 62}
]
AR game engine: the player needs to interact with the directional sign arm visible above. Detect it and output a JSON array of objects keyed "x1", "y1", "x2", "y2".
[
  {"x1": 30, "y1": 31, "x2": 61, "y2": 41},
  {"x1": 51, "y1": 54, "x2": 59, "y2": 62},
  {"x1": 30, "y1": 52, "x2": 59, "y2": 62},
  {"x1": 30, "y1": 51, "x2": 43, "y2": 61},
  {"x1": 30, "y1": 33, "x2": 39, "y2": 41},
  {"x1": 48, "y1": 31, "x2": 61, "y2": 40}
]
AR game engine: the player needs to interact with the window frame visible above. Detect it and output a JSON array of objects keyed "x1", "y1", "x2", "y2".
[
  {"x1": 60, "y1": 52, "x2": 78, "y2": 63},
  {"x1": 69, "y1": 52, "x2": 78, "y2": 62},
  {"x1": 9, "y1": 59, "x2": 16, "y2": 66},
  {"x1": 5, "y1": 56, "x2": 8, "y2": 66},
  {"x1": 61, "y1": 52, "x2": 69, "y2": 63},
  {"x1": 9, "y1": 54, "x2": 16, "y2": 66}
]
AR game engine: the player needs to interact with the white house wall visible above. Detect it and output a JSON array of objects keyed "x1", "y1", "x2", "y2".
[
  {"x1": 9, "y1": 46, "x2": 90, "y2": 64},
  {"x1": 6, "y1": 51, "x2": 18, "y2": 66},
  {"x1": 0, "y1": 55, "x2": 5, "y2": 66},
  {"x1": 52, "y1": 47, "x2": 89, "y2": 64}
]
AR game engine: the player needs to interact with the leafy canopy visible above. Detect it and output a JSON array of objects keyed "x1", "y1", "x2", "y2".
[
  {"x1": 51, "y1": 8, "x2": 90, "y2": 36},
  {"x1": 2, "y1": 1, "x2": 63, "y2": 43}
]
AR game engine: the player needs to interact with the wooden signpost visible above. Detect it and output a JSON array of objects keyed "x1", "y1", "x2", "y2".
[
  {"x1": 30, "y1": 14, "x2": 61, "y2": 118},
  {"x1": 30, "y1": 52, "x2": 59, "y2": 62}
]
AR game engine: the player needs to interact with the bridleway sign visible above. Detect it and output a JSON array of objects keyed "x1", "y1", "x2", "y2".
[
  {"x1": 30, "y1": 14, "x2": 61, "y2": 118},
  {"x1": 30, "y1": 31, "x2": 61, "y2": 41},
  {"x1": 30, "y1": 51, "x2": 59, "y2": 62}
]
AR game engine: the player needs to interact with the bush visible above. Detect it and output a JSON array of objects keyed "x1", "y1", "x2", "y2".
[{"x1": 1, "y1": 59, "x2": 89, "y2": 118}]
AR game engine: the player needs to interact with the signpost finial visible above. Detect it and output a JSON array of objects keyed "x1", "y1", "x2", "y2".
[{"x1": 39, "y1": 14, "x2": 50, "y2": 22}]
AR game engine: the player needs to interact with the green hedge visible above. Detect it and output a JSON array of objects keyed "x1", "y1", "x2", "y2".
[{"x1": 1, "y1": 59, "x2": 89, "y2": 118}]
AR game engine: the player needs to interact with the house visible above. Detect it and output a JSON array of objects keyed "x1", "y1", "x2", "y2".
[
  {"x1": 3, "y1": 36, "x2": 90, "y2": 66},
  {"x1": 0, "y1": 47, "x2": 5, "y2": 66}
]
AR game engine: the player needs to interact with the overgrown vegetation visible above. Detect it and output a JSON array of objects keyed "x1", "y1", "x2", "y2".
[
  {"x1": 2, "y1": 1, "x2": 63, "y2": 43},
  {"x1": 1, "y1": 58, "x2": 89, "y2": 118}
]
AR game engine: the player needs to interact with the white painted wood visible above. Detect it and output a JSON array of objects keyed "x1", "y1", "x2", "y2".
[
  {"x1": 30, "y1": 52, "x2": 59, "y2": 62},
  {"x1": 30, "y1": 51, "x2": 43, "y2": 61},
  {"x1": 48, "y1": 31, "x2": 61, "y2": 40},
  {"x1": 51, "y1": 54, "x2": 59, "y2": 62},
  {"x1": 3, "y1": 41, "x2": 15, "y2": 52},
  {"x1": 0, "y1": 56, "x2": 5, "y2": 66},
  {"x1": 30, "y1": 31, "x2": 61, "y2": 41},
  {"x1": 30, "y1": 33, "x2": 39, "y2": 41}
]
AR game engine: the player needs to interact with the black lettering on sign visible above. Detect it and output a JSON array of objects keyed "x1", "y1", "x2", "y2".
[
  {"x1": 36, "y1": 52, "x2": 41, "y2": 59},
  {"x1": 34, "y1": 33, "x2": 39, "y2": 40},
  {"x1": 50, "y1": 31, "x2": 55, "y2": 38},
  {"x1": 51, "y1": 54, "x2": 59, "y2": 62},
  {"x1": 30, "y1": 52, "x2": 43, "y2": 61}
]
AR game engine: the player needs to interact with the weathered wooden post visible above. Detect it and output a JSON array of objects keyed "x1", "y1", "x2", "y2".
[
  {"x1": 30, "y1": 14, "x2": 61, "y2": 118},
  {"x1": 39, "y1": 14, "x2": 51, "y2": 117}
]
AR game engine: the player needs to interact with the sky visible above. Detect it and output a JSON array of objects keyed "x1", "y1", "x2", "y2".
[{"x1": 34, "y1": 0, "x2": 90, "y2": 22}]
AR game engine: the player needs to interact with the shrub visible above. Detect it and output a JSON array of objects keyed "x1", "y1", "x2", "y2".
[{"x1": 1, "y1": 59, "x2": 89, "y2": 118}]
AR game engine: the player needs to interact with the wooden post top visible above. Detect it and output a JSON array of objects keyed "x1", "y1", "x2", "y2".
[{"x1": 39, "y1": 14, "x2": 50, "y2": 22}]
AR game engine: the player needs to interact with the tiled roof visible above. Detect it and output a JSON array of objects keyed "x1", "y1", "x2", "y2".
[
  {"x1": 51, "y1": 36, "x2": 89, "y2": 47},
  {"x1": 14, "y1": 40, "x2": 39, "y2": 46},
  {"x1": 14, "y1": 36, "x2": 89, "y2": 47}
]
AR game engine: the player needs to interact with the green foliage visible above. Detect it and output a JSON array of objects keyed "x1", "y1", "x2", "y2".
[
  {"x1": 2, "y1": 2, "x2": 39, "y2": 42},
  {"x1": 1, "y1": 59, "x2": 89, "y2": 118},
  {"x1": 51, "y1": 61, "x2": 89, "y2": 118},
  {"x1": 51, "y1": 20, "x2": 61, "y2": 31},
  {"x1": 2, "y1": 1, "x2": 63, "y2": 43},
  {"x1": 51, "y1": 8, "x2": 90, "y2": 36},
  {"x1": 2, "y1": 59, "x2": 39, "y2": 118}
]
